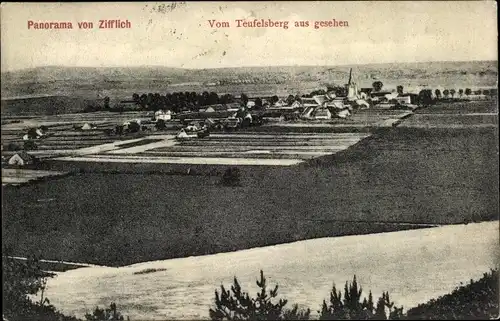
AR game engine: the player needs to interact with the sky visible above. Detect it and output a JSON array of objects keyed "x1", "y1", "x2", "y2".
[{"x1": 1, "y1": 1, "x2": 498, "y2": 71}]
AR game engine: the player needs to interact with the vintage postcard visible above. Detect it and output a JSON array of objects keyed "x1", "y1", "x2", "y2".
[{"x1": 1, "y1": 1, "x2": 498, "y2": 321}]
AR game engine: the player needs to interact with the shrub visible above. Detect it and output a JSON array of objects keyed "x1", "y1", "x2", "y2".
[
  {"x1": 23, "y1": 140, "x2": 37, "y2": 151},
  {"x1": 84, "y1": 303, "x2": 125, "y2": 321},
  {"x1": 209, "y1": 270, "x2": 310, "y2": 320},
  {"x1": 5, "y1": 142, "x2": 21, "y2": 151}
]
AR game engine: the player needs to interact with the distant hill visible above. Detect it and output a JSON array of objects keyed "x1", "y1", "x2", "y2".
[{"x1": 1, "y1": 61, "x2": 497, "y2": 100}]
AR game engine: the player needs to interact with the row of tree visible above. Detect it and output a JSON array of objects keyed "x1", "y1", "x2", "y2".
[
  {"x1": 435, "y1": 88, "x2": 497, "y2": 99},
  {"x1": 210, "y1": 269, "x2": 499, "y2": 320},
  {"x1": 128, "y1": 91, "x2": 237, "y2": 112}
]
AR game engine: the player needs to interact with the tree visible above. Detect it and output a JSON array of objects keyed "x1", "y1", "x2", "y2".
[
  {"x1": 27, "y1": 128, "x2": 39, "y2": 139},
  {"x1": 240, "y1": 93, "x2": 249, "y2": 107},
  {"x1": 434, "y1": 89, "x2": 442, "y2": 100},
  {"x1": 132, "y1": 93, "x2": 140, "y2": 102},
  {"x1": 465, "y1": 88, "x2": 472, "y2": 96},
  {"x1": 458, "y1": 89, "x2": 464, "y2": 97},
  {"x1": 139, "y1": 94, "x2": 148, "y2": 108},
  {"x1": 270, "y1": 95, "x2": 279, "y2": 105},
  {"x1": 209, "y1": 270, "x2": 310, "y2": 320},
  {"x1": 155, "y1": 119, "x2": 166, "y2": 131},
  {"x1": 255, "y1": 98, "x2": 263, "y2": 110},
  {"x1": 372, "y1": 81, "x2": 384, "y2": 92},
  {"x1": 208, "y1": 92, "x2": 219, "y2": 105},
  {"x1": 2, "y1": 254, "x2": 80, "y2": 321},
  {"x1": 127, "y1": 121, "x2": 141, "y2": 133},
  {"x1": 104, "y1": 96, "x2": 110, "y2": 109},
  {"x1": 418, "y1": 89, "x2": 434, "y2": 107},
  {"x1": 449, "y1": 89, "x2": 456, "y2": 98},
  {"x1": 319, "y1": 275, "x2": 404, "y2": 320},
  {"x1": 286, "y1": 95, "x2": 295, "y2": 106},
  {"x1": 443, "y1": 89, "x2": 450, "y2": 98},
  {"x1": 397, "y1": 86, "x2": 404, "y2": 95}
]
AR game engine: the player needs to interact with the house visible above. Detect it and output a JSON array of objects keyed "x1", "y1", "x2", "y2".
[
  {"x1": 360, "y1": 88, "x2": 373, "y2": 95},
  {"x1": 225, "y1": 103, "x2": 241, "y2": 112},
  {"x1": 313, "y1": 107, "x2": 332, "y2": 120},
  {"x1": 204, "y1": 104, "x2": 228, "y2": 113},
  {"x1": 155, "y1": 110, "x2": 172, "y2": 121},
  {"x1": 301, "y1": 97, "x2": 320, "y2": 108},
  {"x1": 291, "y1": 100, "x2": 302, "y2": 108},
  {"x1": 8, "y1": 152, "x2": 35, "y2": 166},
  {"x1": 312, "y1": 95, "x2": 328, "y2": 105},
  {"x1": 325, "y1": 101, "x2": 347, "y2": 110},
  {"x1": 370, "y1": 91, "x2": 394, "y2": 103},
  {"x1": 274, "y1": 99, "x2": 288, "y2": 107},
  {"x1": 81, "y1": 123, "x2": 94, "y2": 130},
  {"x1": 246, "y1": 100, "x2": 256, "y2": 109},
  {"x1": 394, "y1": 96, "x2": 411, "y2": 105},
  {"x1": 395, "y1": 93, "x2": 419, "y2": 105}
]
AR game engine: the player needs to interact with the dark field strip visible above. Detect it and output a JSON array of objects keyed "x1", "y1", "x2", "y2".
[
  {"x1": 115, "y1": 138, "x2": 163, "y2": 149},
  {"x1": 134, "y1": 151, "x2": 326, "y2": 160},
  {"x1": 35, "y1": 144, "x2": 113, "y2": 150},
  {"x1": 147, "y1": 146, "x2": 347, "y2": 152},
  {"x1": 42, "y1": 138, "x2": 115, "y2": 144},
  {"x1": 177, "y1": 140, "x2": 362, "y2": 147},
  {"x1": 417, "y1": 101, "x2": 497, "y2": 114}
]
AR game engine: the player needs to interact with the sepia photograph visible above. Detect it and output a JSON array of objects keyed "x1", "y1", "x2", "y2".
[{"x1": 1, "y1": 1, "x2": 498, "y2": 320}]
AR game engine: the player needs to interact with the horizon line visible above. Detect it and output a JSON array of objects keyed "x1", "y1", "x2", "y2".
[{"x1": 2, "y1": 59, "x2": 497, "y2": 73}]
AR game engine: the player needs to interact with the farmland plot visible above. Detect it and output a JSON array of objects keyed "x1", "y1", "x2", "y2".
[
  {"x1": 55, "y1": 132, "x2": 371, "y2": 166},
  {"x1": 2, "y1": 168, "x2": 69, "y2": 186}
]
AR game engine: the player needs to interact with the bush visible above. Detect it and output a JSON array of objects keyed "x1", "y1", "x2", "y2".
[
  {"x1": 221, "y1": 167, "x2": 241, "y2": 186},
  {"x1": 209, "y1": 270, "x2": 310, "y2": 320}
]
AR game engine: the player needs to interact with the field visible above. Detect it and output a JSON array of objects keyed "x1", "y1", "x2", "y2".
[{"x1": 2, "y1": 101, "x2": 498, "y2": 266}]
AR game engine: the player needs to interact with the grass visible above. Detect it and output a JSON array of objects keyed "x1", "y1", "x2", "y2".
[{"x1": 2, "y1": 120, "x2": 498, "y2": 266}]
